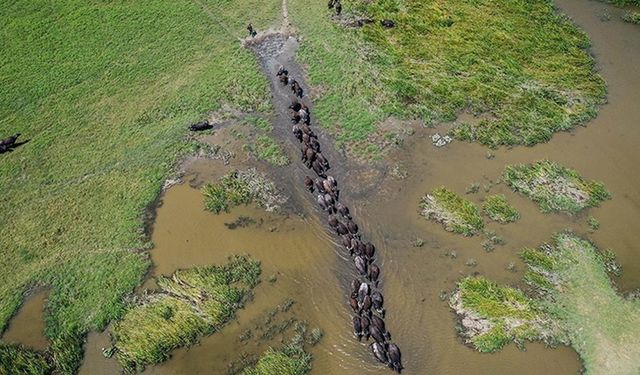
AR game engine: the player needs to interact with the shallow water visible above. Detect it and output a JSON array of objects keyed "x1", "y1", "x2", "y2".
[
  {"x1": 0, "y1": 290, "x2": 48, "y2": 351},
  {"x1": 73, "y1": 0, "x2": 640, "y2": 373}
]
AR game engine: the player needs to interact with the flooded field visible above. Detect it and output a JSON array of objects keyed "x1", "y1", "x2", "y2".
[{"x1": 13, "y1": 0, "x2": 637, "y2": 373}]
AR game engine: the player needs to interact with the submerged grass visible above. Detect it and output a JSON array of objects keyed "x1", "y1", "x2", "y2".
[
  {"x1": 0, "y1": 0, "x2": 280, "y2": 372},
  {"x1": 289, "y1": 0, "x2": 605, "y2": 150},
  {"x1": 112, "y1": 256, "x2": 261, "y2": 373},
  {"x1": 420, "y1": 187, "x2": 484, "y2": 236},
  {"x1": 482, "y1": 194, "x2": 520, "y2": 223},
  {"x1": 504, "y1": 160, "x2": 611, "y2": 214},
  {"x1": 622, "y1": 11, "x2": 640, "y2": 24}
]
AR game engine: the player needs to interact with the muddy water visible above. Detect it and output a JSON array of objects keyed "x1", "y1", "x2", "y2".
[
  {"x1": 74, "y1": 0, "x2": 640, "y2": 374},
  {"x1": 0, "y1": 290, "x2": 48, "y2": 350}
]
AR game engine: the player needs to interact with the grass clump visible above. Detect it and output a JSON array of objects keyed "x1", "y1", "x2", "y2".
[
  {"x1": 420, "y1": 187, "x2": 484, "y2": 236},
  {"x1": 203, "y1": 169, "x2": 287, "y2": 214},
  {"x1": 504, "y1": 160, "x2": 611, "y2": 214},
  {"x1": 242, "y1": 341, "x2": 312, "y2": 375},
  {"x1": 0, "y1": 0, "x2": 280, "y2": 371},
  {"x1": 0, "y1": 344, "x2": 52, "y2": 375},
  {"x1": 451, "y1": 277, "x2": 560, "y2": 353},
  {"x1": 112, "y1": 255, "x2": 261, "y2": 373},
  {"x1": 482, "y1": 195, "x2": 520, "y2": 223},
  {"x1": 622, "y1": 11, "x2": 640, "y2": 24},
  {"x1": 290, "y1": 0, "x2": 605, "y2": 149},
  {"x1": 251, "y1": 136, "x2": 290, "y2": 167}
]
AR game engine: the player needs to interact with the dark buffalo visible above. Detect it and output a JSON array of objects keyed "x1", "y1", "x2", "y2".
[
  {"x1": 349, "y1": 296, "x2": 358, "y2": 313},
  {"x1": 372, "y1": 290, "x2": 385, "y2": 316},
  {"x1": 328, "y1": 214, "x2": 338, "y2": 228},
  {"x1": 324, "y1": 193, "x2": 334, "y2": 206},
  {"x1": 368, "y1": 264, "x2": 380, "y2": 285},
  {"x1": 350, "y1": 279, "x2": 360, "y2": 298},
  {"x1": 353, "y1": 316, "x2": 363, "y2": 341},
  {"x1": 347, "y1": 220, "x2": 358, "y2": 235},
  {"x1": 327, "y1": 175, "x2": 337, "y2": 187},
  {"x1": 371, "y1": 342, "x2": 389, "y2": 365},
  {"x1": 293, "y1": 125, "x2": 303, "y2": 142},
  {"x1": 358, "y1": 282, "x2": 370, "y2": 303},
  {"x1": 289, "y1": 100, "x2": 301, "y2": 112},
  {"x1": 310, "y1": 138, "x2": 320, "y2": 152},
  {"x1": 189, "y1": 121, "x2": 212, "y2": 131},
  {"x1": 314, "y1": 178, "x2": 325, "y2": 193},
  {"x1": 371, "y1": 314, "x2": 390, "y2": 340},
  {"x1": 355, "y1": 256, "x2": 367, "y2": 276},
  {"x1": 365, "y1": 242, "x2": 375, "y2": 259},
  {"x1": 381, "y1": 19, "x2": 396, "y2": 28},
  {"x1": 370, "y1": 325, "x2": 386, "y2": 344},
  {"x1": 388, "y1": 343, "x2": 403, "y2": 373},
  {"x1": 361, "y1": 316, "x2": 371, "y2": 340},
  {"x1": 317, "y1": 195, "x2": 328, "y2": 211},
  {"x1": 304, "y1": 176, "x2": 314, "y2": 192},
  {"x1": 312, "y1": 160, "x2": 326, "y2": 177},
  {"x1": 336, "y1": 202, "x2": 351, "y2": 219},
  {"x1": 316, "y1": 152, "x2": 329, "y2": 169},
  {"x1": 336, "y1": 222, "x2": 348, "y2": 235},
  {"x1": 302, "y1": 133, "x2": 310, "y2": 145},
  {"x1": 361, "y1": 294, "x2": 372, "y2": 315}
]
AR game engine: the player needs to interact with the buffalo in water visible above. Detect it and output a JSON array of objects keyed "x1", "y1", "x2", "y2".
[
  {"x1": 361, "y1": 315, "x2": 371, "y2": 340},
  {"x1": 310, "y1": 138, "x2": 321, "y2": 152},
  {"x1": 370, "y1": 325, "x2": 386, "y2": 344},
  {"x1": 349, "y1": 296, "x2": 359, "y2": 313},
  {"x1": 312, "y1": 160, "x2": 326, "y2": 177},
  {"x1": 289, "y1": 100, "x2": 302, "y2": 112},
  {"x1": 357, "y1": 282, "x2": 369, "y2": 304},
  {"x1": 328, "y1": 214, "x2": 339, "y2": 228},
  {"x1": 371, "y1": 342, "x2": 388, "y2": 365},
  {"x1": 355, "y1": 256, "x2": 368, "y2": 276},
  {"x1": 189, "y1": 121, "x2": 212, "y2": 131},
  {"x1": 350, "y1": 279, "x2": 360, "y2": 298},
  {"x1": 388, "y1": 343, "x2": 403, "y2": 373},
  {"x1": 353, "y1": 316, "x2": 363, "y2": 341},
  {"x1": 365, "y1": 242, "x2": 375, "y2": 260},
  {"x1": 336, "y1": 202, "x2": 351, "y2": 219},
  {"x1": 372, "y1": 290, "x2": 385, "y2": 317},
  {"x1": 336, "y1": 222, "x2": 348, "y2": 235},
  {"x1": 368, "y1": 264, "x2": 380, "y2": 285},
  {"x1": 347, "y1": 219, "x2": 358, "y2": 235},
  {"x1": 293, "y1": 125, "x2": 303, "y2": 142},
  {"x1": 304, "y1": 176, "x2": 314, "y2": 192},
  {"x1": 371, "y1": 314, "x2": 391, "y2": 341},
  {"x1": 361, "y1": 294, "x2": 372, "y2": 316}
]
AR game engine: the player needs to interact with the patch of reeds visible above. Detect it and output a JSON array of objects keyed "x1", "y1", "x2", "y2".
[
  {"x1": 420, "y1": 187, "x2": 484, "y2": 236},
  {"x1": 482, "y1": 194, "x2": 520, "y2": 223}
]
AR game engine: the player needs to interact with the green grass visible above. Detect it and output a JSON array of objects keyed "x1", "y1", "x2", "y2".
[
  {"x1": 504, "y1": 160, "x2": 611, "y2": 214},
  {"x1": 522, "y1": 233, "x2": 640, "y2": 374},
  {"x1": 482, "y1": 194, "x2": 520, "y2": 223},
  {"x1": 202, "y1": 169, "x2": 286, "y2": 214},
  {"x1": 242, "y1": 341, "x2": 312, "y2": 375},
  {"x1": 289, "y1": 0, "x2": 605, "y2": 150},
  {"x1": 0, "y1": 344, "x2": 52, "y2": 375},
  {"x1": 420, "y1": 187, "x2": 484, "y2": 236},
  {"x1": 622, "y1": 11, "x2": 640, "y2": 24},
  {"x1": 251, "y1": 135, "x2": 290, "y2": 166},
  {"x1": 0, "y1": 0, "x2": 281, "y2": 372},
  {"x1": 112, "y1": 256, "x2": 261, "y2": 373},
  {"x1": 452, "y1": 277, "x2": 559, "y2": 353}
]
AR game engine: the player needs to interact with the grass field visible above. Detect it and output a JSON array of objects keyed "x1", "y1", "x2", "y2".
[
  {"x1": 0, "y1": 0, "x2": 280, "y2": 372},
  {"x1": 289, "y1": 0, "x2": 605, "y2": 152}
]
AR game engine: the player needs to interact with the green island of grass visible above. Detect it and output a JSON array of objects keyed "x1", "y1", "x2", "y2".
[
  {"x1": 420, "y1": 187, "x2": 484, "y2": 236},
  {"x1": 453, "y1": 232, "x2": 640, "y2": 374},
  {"x1": 504, "y1": 160, "x2": 611, "y2": 214},
  {"x1": 242, "y1": 344, "x2": 311, "y2": 375},
  {"x1": 202, "y1": 169, "x2": 286, "y2": 214},
  {"x1": 111, "y1": 255, "x2": 261, "y2": 373},
  {"x1": 289, "y1": 0, "x2": 606, "y2": 152},
  {"x1": 482, "y1": 194, "x2": 520, "y2": 223}
]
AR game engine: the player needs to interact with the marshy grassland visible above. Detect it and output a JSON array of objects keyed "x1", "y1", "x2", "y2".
[
  {"x1": 111, "y1": 256, "x2": 261, "y2": 372},
  {"x1": 482, "y1": 194, "x2": 520, "y2": 224},
  {"x1": 0, "y1": 344, "x2": 52, "y2": 375},
  {"x1": 454, "y1": 232, "x2": 640, "y2": 374},
  {"x1": 0, "y1": 0, "x2": 280, "y2": 372},
  {"x1": 289, "y1": 0, "x2": 606, "y2": 154},
  {"x1": 419, "y1": 187, "x2": 484, "y2": 236},
  {"x1": 504, "y1": 160, "x2": 611, "y2": 214}
]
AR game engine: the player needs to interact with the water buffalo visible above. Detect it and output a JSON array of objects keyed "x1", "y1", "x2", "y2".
[
  {"x1": 368, "y1": 264, "x2": 380, "y2": 285},
  {"x1": 310, "y1": 137, "x2": 320, "y2": 152},
  {"x1": 291, "y1": 113, "x2": 301, "y2": 124},
  {"x1": 314, "y1": 178, "x2": 325, "y2": 193},
  {"x1": 293, "y1": 125, "x2": 303, "y2": 142},
  {"x1": 350, "y1": 279, "x2": 360, "y2": 298},
  {"x1": 349, "y1": 296, "x2": 359, "y2": 313},
  {"x1": 0, "y1": 133, "x2": 21, "y2": 153},
  {"x1": 336, "y1": 222, "x2": 348, "y2": 235},
  {"x1": 302, "y1": 133, "x2": 310, "y2": 145},
  {"x1": 336, "y1": 202, "x2": 351, "y2": 219},
  {"x1": 289, "y1": 100, "x2": 301, "y2": 112},
  {"x1": 355, "y1": 256, "x2": 368, "y2": 276},
  {"x1": 327, "y1": 175, "x2": 337, "y2": 187},
  {"x1": 371, "y1": 314, "x2": 390, "y2": 340},
  {"x1": 371, "y1": 342, "x2": 388, "y2": 365},
  {"x1": 316, "y1": 152, "x2": 329, "y2": 169},
  {"x1": 365, "y1": 242, "x2": 375, "y2": 260},
  {"x1": 353, "y1": 316, "x2": 363, "y2": 341},
  {"x1": 317, "y1": 195, "x2": 328, "y2": 211},
  {"x1": 189, "y1": 121, "x2": 212, "y2": 131},
  {"x1": 381, "y1": 19, "x2": 396, "y2": 28},
  {"x1": 305, "y1": 147, "x2": 316, "y2": 164},
  {"x1": 347, "y1": 220, "x2": 359, "y2": 235},
  {"x1": 370, "y1": 325, "x2": 386, "y2": 344},
  {"x1": 372, "y1": 290, "x2": 385, "y2": 316},
  {"x1": 312, "y1": 160, "x2": 326, "y2": 177},
  {"x1": 324, "y1": 193, "x2": 334, "y2": 206},
  {"x1": 276, "y1": 65, "x2": 288, "y2": 76},
  {"x1": 341, "y1": 234, "x2": 352, "y2": 250},
  {"x1": 361, "y1": 316, "x2": 371, "y2": 340},
  {"x1": 361, "y1": 294, "x2": 372, "y2": 316},
  {"x1": 351, "y1": 238, "x2": 362, "y2": 255},
  {"x1": 358, "y1": 282, "x2": 370, "y2": 303},
  {"x1": 304, "y1": 176, "x2": 314, "y2": 192},
  {"x1": 388, "y1": 343, "x2": 403, "y2": 373},
  {"x1": 357, "y1": 242, "x2": 367, "y2": 256},
  {"x1": 328, "y1": 214, "x2": 338, "y2": 228},
  {"x1": 279, "y1": 74, "x2": 289, "y2": 85},
  {"x1": 322, "y1": 179, "x2": 334, "y2": 194}
]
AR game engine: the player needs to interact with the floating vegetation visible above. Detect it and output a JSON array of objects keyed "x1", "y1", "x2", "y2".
[
  {"x1": 450, "y1": 277, "x2": 562, "y2": 353},
  {"x1": 587, "y1": 216, "x2": 600, "y2": 231},
  {"x1": 420, "y1": 187, "x2": 484, "y2": 236},
  {"x1": 504, "y1": 160, "x2": 611, "y2": 214},
  {"x1": 203, "y1": 169, "x2": 287, "y2": 214},
  {"x1": 482, "y1": 195, "x2": 520, "y2": 223},
  {"x1": 111, "y1": 256, "x2": 261, "y2": 373}
]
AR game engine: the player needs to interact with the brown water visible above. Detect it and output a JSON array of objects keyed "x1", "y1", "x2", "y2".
[
  {"x1": 1, "y1": 289, "x2": 48, "y2": 351},
  {"x1": 73, "y1": 0, "x2": 640, "y2": 374}
]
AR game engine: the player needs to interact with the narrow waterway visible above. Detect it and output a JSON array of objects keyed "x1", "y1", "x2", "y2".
[{"x1": 70, "y1": 0, "x2": 640, "y2": 373}]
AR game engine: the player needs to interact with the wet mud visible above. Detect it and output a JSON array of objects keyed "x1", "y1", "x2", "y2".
[{"x1": 71, "y1": 0, "x2": 640, "y2": 373}]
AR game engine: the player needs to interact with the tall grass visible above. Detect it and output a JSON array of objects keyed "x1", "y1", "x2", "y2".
[
  {"x1": 482, "y1": 194, "x2": 520, "y2": 223},
  {"x1": 420, "y1": 187, "x2": 484, "y2": 235},
  {"x1": 0, "y1": 344, "x2": 52, "y2": 375},
  {"x1": 112, "y1": 255, "x2": 261, "y2": 373},
  {"x1": 0, "y1": 0, "x2": 280, "y2": 372}
]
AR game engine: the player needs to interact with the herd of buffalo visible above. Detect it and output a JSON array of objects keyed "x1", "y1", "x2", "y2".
[{"x1": 275, "y1": 65, "x2": 403, "y2": 373}]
